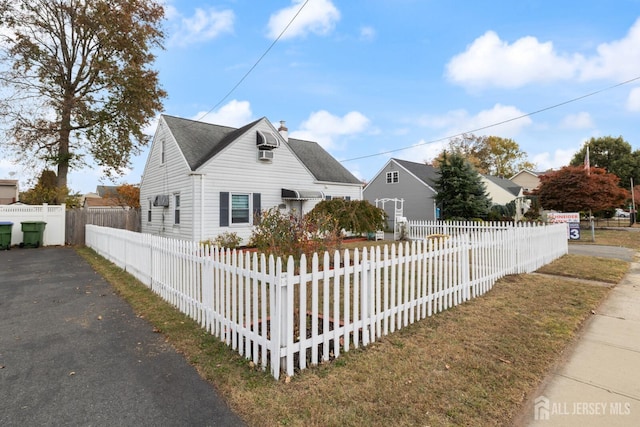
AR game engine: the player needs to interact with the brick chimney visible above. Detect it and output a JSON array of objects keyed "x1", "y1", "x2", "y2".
[{"x1": 277, "y1": 120, "x2": 288, "y2": 142}]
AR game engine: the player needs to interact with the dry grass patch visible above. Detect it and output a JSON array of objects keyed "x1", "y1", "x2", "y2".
[
  {"x1": 76, "y1": 246, "x2": 614, "y2": 427},
  {"x1": 536, "y1": 254, "x2": 630, "y2": 283},
  {"x1": 245, "y1": 274, "x2": 609, "y2": 427}
]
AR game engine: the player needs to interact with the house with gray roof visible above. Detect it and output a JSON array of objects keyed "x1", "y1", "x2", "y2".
[
  {"x1": 480, "y1": 174, "x2": 524, "y2": 205},
  {"x1": 509, "y1": 169, "x2": 544, "y2": 193},
  {"x1": 480, "y1": 174, "x2": 527, "y2": 220},
  {"x1": 140, "y1": 115, "x2": 363, "y2": 243},
  {"x1": 364, "y1": 158, "x2": 527, "y2": 226},
  {"x1": 363, "y1": 158, "x2": 439, "y2": 229}
]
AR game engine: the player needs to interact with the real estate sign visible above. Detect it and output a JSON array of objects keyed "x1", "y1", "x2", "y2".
[{"x1": 547, "y1": 212, "x2": 580, "y2": 240}]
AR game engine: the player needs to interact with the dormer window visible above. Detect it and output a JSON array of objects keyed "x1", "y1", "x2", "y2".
[{"x1": 256, "y1": 130, "x2": 280, "y2": 150}]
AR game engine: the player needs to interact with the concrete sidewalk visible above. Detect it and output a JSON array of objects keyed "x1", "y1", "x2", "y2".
[
  {"x1": 520, "y1": 252, "x2": 640, "y2": 426},
  {"x1": 0, "y1": 247, "x2": 245, "y2": 427}
]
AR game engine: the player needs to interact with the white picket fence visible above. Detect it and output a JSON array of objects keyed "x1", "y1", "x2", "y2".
[
  {"x1": 407, "y1": 219, "x2": 524, "y2": 240},
  {"x1": 85, "y1": 221, "x2": 568, "y2": 379}
]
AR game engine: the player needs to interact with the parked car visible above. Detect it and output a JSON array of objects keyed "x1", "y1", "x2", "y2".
[{"x1": 615, "y1": 208, "x2": 630, "y2": 218}]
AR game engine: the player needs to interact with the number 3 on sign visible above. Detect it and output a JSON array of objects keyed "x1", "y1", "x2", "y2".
[{"x1": 568, "y1": 223, "x2": 580, "y2": 240}]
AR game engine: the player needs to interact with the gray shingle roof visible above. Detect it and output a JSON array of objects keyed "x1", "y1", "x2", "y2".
[
  {"x1": 162, "y1": 115, "x2": 361, "y2": 185},
  {"x1": 393, "y1": 158, "x2": 439, "y2": 187},
  {"x1": 163, "y1": 115, "x2": 261, "y2": 170},
  {"x1": 482, "y1": 174, "x2": 523, "y2": 197},
  {"x1": 288, "y1": 138, "x2": 362, "y2": 184}
]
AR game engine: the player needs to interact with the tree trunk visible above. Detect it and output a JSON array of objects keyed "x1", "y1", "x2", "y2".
[{"x1": 57, "y1": 97, "x2": 73, "y2": 192}]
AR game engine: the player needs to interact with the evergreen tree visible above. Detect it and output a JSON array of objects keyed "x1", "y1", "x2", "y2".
[{"x1": 434, "y1": 152, "x2": 492, "y2": 220}]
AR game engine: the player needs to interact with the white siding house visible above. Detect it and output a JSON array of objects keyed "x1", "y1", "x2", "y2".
[
  {"x1": 140, "y1": 115, "x2": 363, "y2": 244},
  {"x1": 509, "y1": 169, "x2": 542, "y2": 193}
]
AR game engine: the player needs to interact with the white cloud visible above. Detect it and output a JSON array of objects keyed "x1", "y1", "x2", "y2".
[
  {"x1": 627, "y1": 87, "x2": 640, "y2": 112},
  {"x1": 580, "y1": 18, "x2": 640, "y2": 81},
  {"x1": 418, "y1": 104, "x2": 533, "y2": 139},
  {"x1": 446, "y1": 17, "x2": 640, "y2": 89},
  {"x1": 446, "y1": 31, "x2": 579, "y2": 89},
  {"x1": 401, "y1": 104, "x2": 534, "y2": 165},
  {"x1": 395, "y1": 139, "x2": 449, "y2": 166},
  {"x1": 193, "y1": 100, "x2": 253, "y2": 127},
  {"x1": 267, "y1": 0, "x2": 340, "y2": 40},
  {"x1": 359, "y1": 26, "x2": 376, "y2": 41},
  {"x1": 290, "y1": 110, "x2": 370, "y2": 150},
  {"x1": 532, "y1": 148, "x2": 576, "y2": 171},
  {"x1": 0, "y1": 158, "x2": 19, "y2": 180},
  {"x1": 560, "y1": 112, "x2": 594, "y2": 129},
  {"x1": 142, "y1": 115, "x2": 161, "y2": 136},
  {"x1": 169, "y1": 7, "x2": 234, "y2": 47}
]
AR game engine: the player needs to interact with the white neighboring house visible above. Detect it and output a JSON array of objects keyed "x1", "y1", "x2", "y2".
[
  {"x1": 509, "y1": 169, "x2": 542, "y2": 193},
  {"x1": 0, "y1": 179, "x2": 19, "y2": 205},
  {"x1": 480, "y1": 175, "x2": 527, "y2": 220},
  {"x1": 140, "y1": 115, "x2": 363, "y2": 244}
]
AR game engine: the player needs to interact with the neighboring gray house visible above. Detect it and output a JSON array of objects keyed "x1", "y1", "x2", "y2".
[
  {"x1": 364, "y1": 158, "x2": 439, "y2": 229},
  {"x1": 140, "y1": 115, "x2": 363, "y2": 244},
  {"x1": 364, "y1": 158, "x2": 527, "y2": 225}
]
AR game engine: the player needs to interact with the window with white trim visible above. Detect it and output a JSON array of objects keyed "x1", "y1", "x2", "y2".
[
  {"x1": 174, "y1": 194, "x2": 180, "y2": 225},
  {"x1": 147, "y1": 200, "x2": 152, "y2": 222},
  {"x1": 386, "y1": 171, "x2": 399, "y2": 184},
  {"x1": 231, "y1": 194, "x2": 250, "y2": 224}
]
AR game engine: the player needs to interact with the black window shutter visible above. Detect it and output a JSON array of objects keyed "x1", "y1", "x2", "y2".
[
  {"x1": 220, "y1": 192, "x2": 229, "y2": 227},
  {"x1": 253, "y1": 193, "x2": 261, "y2": 223}
]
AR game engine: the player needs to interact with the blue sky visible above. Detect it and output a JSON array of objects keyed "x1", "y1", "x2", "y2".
[{"x1": 3, "y1": 0, "x2": 640, "y2": 194}]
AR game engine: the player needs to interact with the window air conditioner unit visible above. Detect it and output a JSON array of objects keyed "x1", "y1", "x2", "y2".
[
  {"x1": 153, "y1": 194, "x2": 170, "y2": 207},
  {"x1": 258, "y1": 150, "x2": 274, "y2": 161}
]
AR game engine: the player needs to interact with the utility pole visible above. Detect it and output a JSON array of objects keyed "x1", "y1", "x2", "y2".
[{"x1": 632, "y1": 177, "x2": 636, "y2": 226}]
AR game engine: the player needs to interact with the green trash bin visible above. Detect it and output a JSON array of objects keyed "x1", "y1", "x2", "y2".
[
  {"x1": 0, "y1": 221, "x2": 12, "y2": 250},
  {"x1": 21, "y1": 221, "x2": 46, "y2": 248}
]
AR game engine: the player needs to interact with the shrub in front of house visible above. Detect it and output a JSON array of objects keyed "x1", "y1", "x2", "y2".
[
  {"x1": 249, "y1": 208, "x2": 342, "y2": 263},
  {"x1": 307, "y1": 199, "x2": 387, "y2": 236},
  {"x1": 201, "y1": 231, "x2": 242, "y2": 250}
]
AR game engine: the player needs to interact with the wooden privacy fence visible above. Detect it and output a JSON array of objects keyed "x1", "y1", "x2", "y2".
[
  {"x1": 66, "y1": 208, "x2": 140, "y2": 245},
  {"x1": 86, "y1": 221, "x2": 568, "y2": 379}
]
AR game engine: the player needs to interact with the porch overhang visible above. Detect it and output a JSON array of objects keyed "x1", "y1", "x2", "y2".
[{"x1": 281, "y1": 188, "x2": 324, "y2": 201}]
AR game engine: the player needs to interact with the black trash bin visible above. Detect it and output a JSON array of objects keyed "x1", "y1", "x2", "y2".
[
  {"x1": 0, "y1": 221, "x2": 13, "y2": 250},
  {"x1": 21, "y1": 221, "x2": 46, "y2": 248}
]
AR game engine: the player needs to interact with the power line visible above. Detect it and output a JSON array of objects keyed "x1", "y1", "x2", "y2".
[
  {"x1": 342, "y1": 75, "x2": 640, "y2": 162},
  {"x1": 194, "y1": 0, "x2": 311, "y2": 122}
]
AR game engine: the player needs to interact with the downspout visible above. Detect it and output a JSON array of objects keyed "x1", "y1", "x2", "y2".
[
  {"x1": 189, "y1": 172, "x2": 206, "y2": 242},
  {"x1": 200, "y1": 174, "x2": 205, "y2": 241}
]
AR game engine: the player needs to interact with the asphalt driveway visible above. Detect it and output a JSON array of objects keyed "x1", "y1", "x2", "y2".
[{"x1": 0, "y1": 246, "x2": 244, "y2": 427}]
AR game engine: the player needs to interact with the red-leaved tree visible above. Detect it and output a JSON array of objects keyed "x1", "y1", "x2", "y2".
[{"x1": 535, "y1": 166, "x2": 629, "y2": 212}]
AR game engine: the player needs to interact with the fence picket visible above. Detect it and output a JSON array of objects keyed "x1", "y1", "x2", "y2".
[{"x1": 85, "y1": 220, "x2": 568, "y2": 380}]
